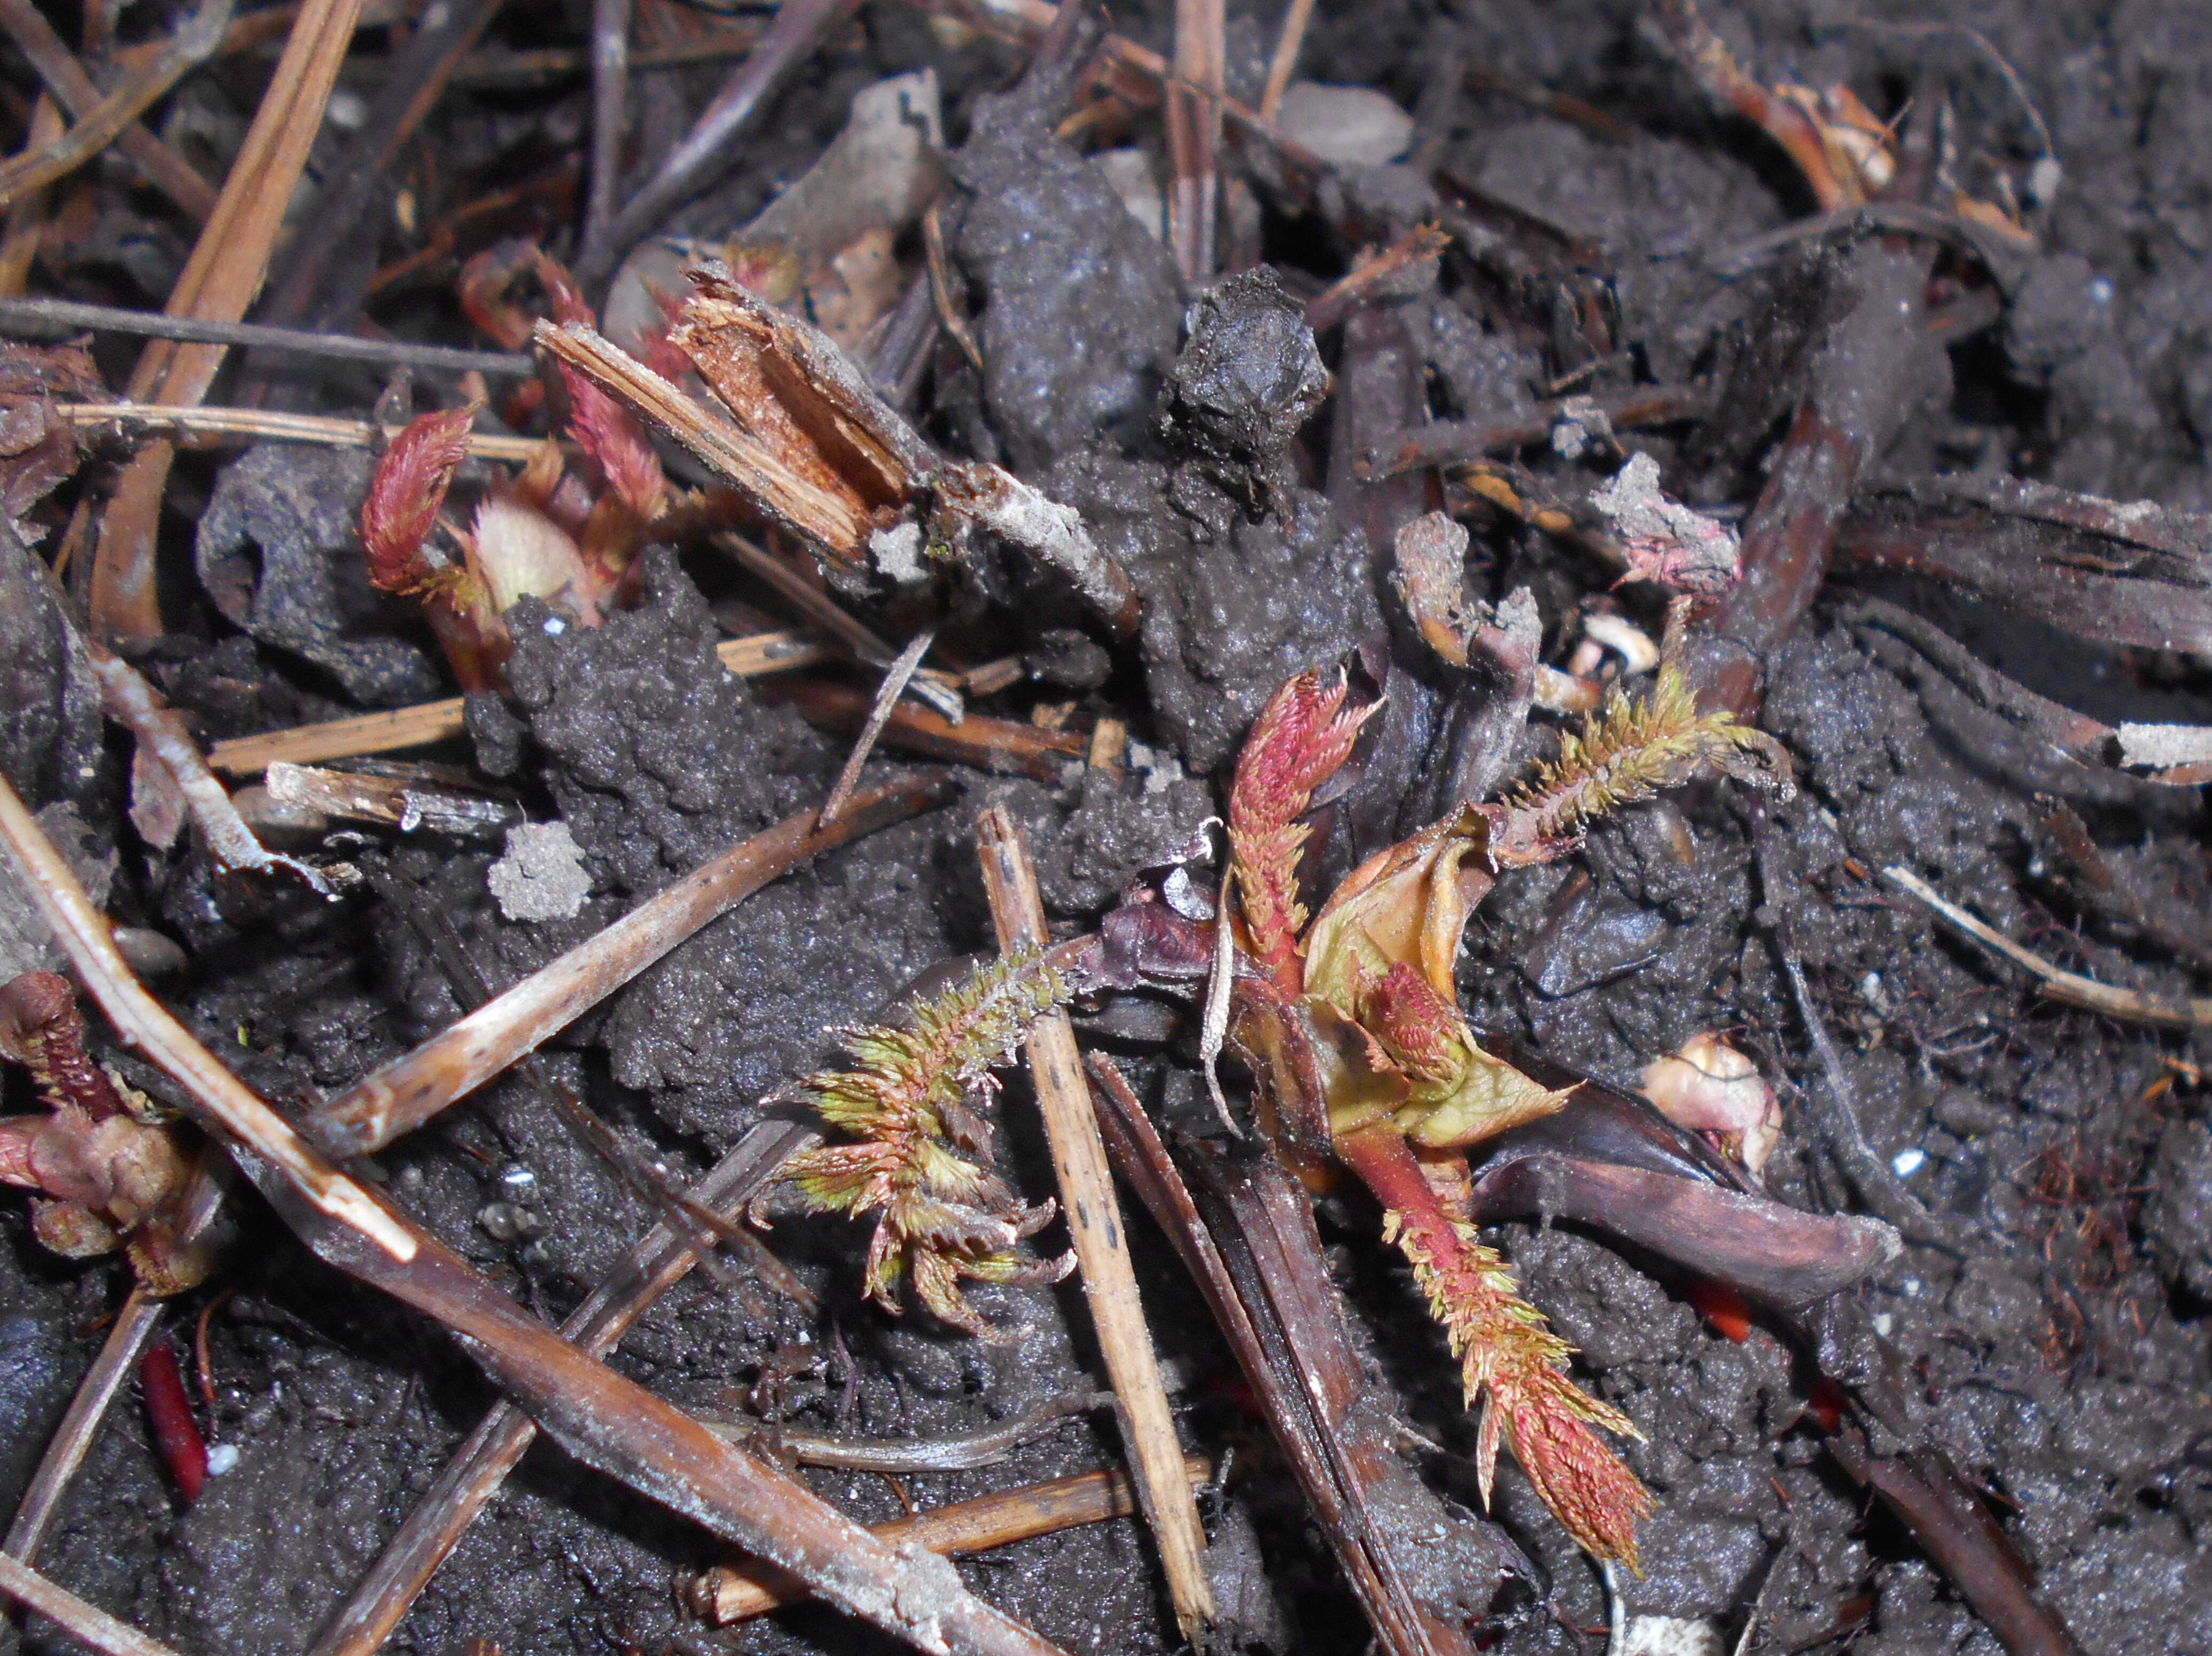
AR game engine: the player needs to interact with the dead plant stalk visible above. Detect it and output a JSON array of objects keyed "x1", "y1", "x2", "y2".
[
  {"x1": 307, "y1": 774, "x2": 957, "y2": 1157},
  {"x1": 975, "y1": 807, "x2": 1216, "y2": 1638},
  {"x1": 0, "y1": 779, "x2": 1066, "y2": 1656},
  {"x1": 90, "y1": 0, "x2": 370, "y2": 637},
  {"x1": 689, "y1": 1455, "x2": 1212, "y2": 1626}
]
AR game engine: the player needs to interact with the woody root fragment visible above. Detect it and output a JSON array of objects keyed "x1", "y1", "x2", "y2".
[{"x1": 534, "y1": 264, "x2": 1142, "y2": 635}]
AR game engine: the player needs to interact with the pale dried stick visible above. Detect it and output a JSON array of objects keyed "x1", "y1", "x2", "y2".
[
  {"x1": 306, "y1": 1119, "x2": 811, "y2": 1656},
  {"x1": 3, "y1": 1289, "x2": 162, "y2": 1562},
  {"x1": 1885, "y1": 866, "x2": 2212, "y2": 1030},
  {"x1": 1166, "y1": 0, "x2": 1224, "y2": 282},
  {"x1": 975, "y1": 807, "x2": 1216, "y2": 1639},
  {"x1": 1258, "y1": 0, "x2": 1317, "y2": 122},
  {"x1": 60, "y1": 401, "x2": 549, "y2": 457},
  {"x1": 583, "y1": 0, "x2": 633, "y2": 250},
  {"x1": 0, "y1": 788, "x2": 1066, "y2": 1656},
  {"x1": 308, "y1": 774, "x2": 957, "y2": 1157},
  {"x1": 820, "y1": 629, "x2": 935, "y2": 827},
  {"x1": 686, "y1": 1454, "x2": 1211, "y2": 1627},
  {"x1": 0, "y1": 773, "x2": 410, "y2": 1257},
  {"x1": 716, "y1": 532, "x2": 965, "y2": 722},
  {"x1": 0, "y1": 1551, "x2": 186, "y2": 1656},
  {"x1": 91, "y1": 0, "x2": 369, "y2": 637},
  {"x1": 0, "y1": 0, "x2": 231, "y2": 209},
  {"x1": 203, "y1": 631, "x2": 830, "y2": 774},
  {"x1": 0, "y1": 96, "x2": 63, "y2": 295},
  {"x1": 0, "y1": 0, "x2": 216, "y2": 220},
  {"x1": 87, "y1": 643, "x2": 333, "y2": 895},
  {"x1": 702, "y1": 1390, "x2": 1116, "y2": 1470}
]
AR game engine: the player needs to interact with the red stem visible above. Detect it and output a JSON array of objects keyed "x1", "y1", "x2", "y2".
[{"x1": 141, "y1": 1340, "x2": 206, "y2": 1505}]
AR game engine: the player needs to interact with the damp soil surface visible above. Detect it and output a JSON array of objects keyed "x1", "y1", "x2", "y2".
[{"x1": 7, "y1": 3, "x2": 2212, "y2": 1656}]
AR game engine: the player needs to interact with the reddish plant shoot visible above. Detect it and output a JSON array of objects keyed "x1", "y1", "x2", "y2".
[{"x1": 142, "y1": 1340, "x2": 207, "y2": 1504}]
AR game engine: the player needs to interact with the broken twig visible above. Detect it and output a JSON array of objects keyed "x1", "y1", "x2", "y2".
[
  {"x1": 976, "y1": 807, "x2": 1216, "y2": 1639},
  {"x1": 684, "y1": 1455, "x2": 1210, "y2": 1627},
  {"x1": 204, "y1": 631, "x2": 831, "y2": 774},
  {"x1": 820, "y1": 629, "x2": 936, "y2": 827},
  {"x1": 307, "y1": 774, "x2": 957, "y2": 1156},
  {"x1": 0, "y1": 1551, "x2": 185, "y2": 1656},
  {"x1": 1885, "y1": 866, "x2": 2212, "y2": 1031}
]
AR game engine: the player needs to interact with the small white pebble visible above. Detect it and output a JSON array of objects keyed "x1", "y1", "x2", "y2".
[
  {"x1": 541, "y1": 615, "x2": 566, "y2": 635},
  {"x1": 1275, "y1": 82, "x2": 1414, "y2": 167},
  {"x1": 1621, "y1": 1615, "x2": 1723, "y2": 1656},
  {"x1": 205, "y1": 1444, "x2": 240, "y2": 1476},
  {"x1": 1873, "y1": 1313, "x2": 1894, "y2": 1336},
  {"x1": 1902, "y1": 1277, "x2": 1921, "y2": 1297},
  {"x1": 1891, "y1": 1147, "x2": 1927, "y2": 1177},
  {"x1": 2089, "y1": 276, "x2": 2113, "y2": 305},
  {"x1": 2026, "y1": 154, "x2": 2063, "y2": 206},
  {"x1": 488, "y1": 821, "x2": 591, "y2": 923},
  {"x1": 324, "y1": 88, "x2": 367, "y2": 130}
]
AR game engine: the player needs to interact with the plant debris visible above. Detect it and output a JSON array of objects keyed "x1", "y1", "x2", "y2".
[{"x1": 5, "y1": 3, "x2": 2212, "y2": 1654}]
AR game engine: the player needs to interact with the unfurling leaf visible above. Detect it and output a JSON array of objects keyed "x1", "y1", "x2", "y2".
[
  {"x1": 362, "y1": 402, "x2": 481, "y2": 594},
  {"x1": 1491, "y1": 661, "x2": 1792, "y2": 866},
  {"x1": 1227, "y1": 670, "x2": 1374, "y2": 990},
  {"x1": 1345, "y1": 1127, "x2": 1650, "y2": 1569},
  {"x1": 767, "y1": 950, "x2": 1077, "y2": 1339},
  {"x1": 0, "y1": 972, "x2": 205, "y2": 1293}
]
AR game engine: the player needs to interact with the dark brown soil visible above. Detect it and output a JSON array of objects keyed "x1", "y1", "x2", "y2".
[{"x1": 6, "y1": 3, "x2": 2212, "y2": 1655}]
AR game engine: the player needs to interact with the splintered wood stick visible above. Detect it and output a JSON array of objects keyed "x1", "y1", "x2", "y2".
[
  {"x1": 204, "y1": 631, "x2": 830, "y2": 774},
  {"x1": 685, "y1": 1453, "x2": 1212, "y2": 1626},
  {"x1": 0, "y1": 784, "x2": 1066, "y2": 1656},
  {"x1": 307, "y1": 773, "x2": 957, "y2": 1157},
  {"x1": 0, "y1": 1551, "x2": 186, "y2": 1656},
  {"x1": 88, "y1": 643, "x2": 333, "y2": 895},
  {"x1": 975, "y1": 807, "x2": 1216, "y2": 1639}
]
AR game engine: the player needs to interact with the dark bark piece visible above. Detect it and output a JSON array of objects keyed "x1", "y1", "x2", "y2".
[
  {"x1": 0, "y1": 518, "x2": 102, "y2": 810},
  {"x1": 1683, "y1": 238, "x2": 1945, "y2": 716}
]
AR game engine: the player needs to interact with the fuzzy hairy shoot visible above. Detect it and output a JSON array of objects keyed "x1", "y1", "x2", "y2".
[
  {"x1": 1492, "y1": 662, "x2": 1791, "y2": 866},
  {"x1": 1343, "y1": 1127, "x2": 1649, "y2": 1568},
  {"x1": 769, "y1": 950, "x2": 1077, "y2": 1339},
  {"x1": 362, "y1": 402, "x2": 480, "y2": 595},
  {"x1": 1228, "y1": 670, "x2": 1375, "y2": 991}
]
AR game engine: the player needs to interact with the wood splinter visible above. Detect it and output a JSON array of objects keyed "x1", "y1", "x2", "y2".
[{"x1": 975, "y1": 806, "x2": 1217, "y2": 1639}]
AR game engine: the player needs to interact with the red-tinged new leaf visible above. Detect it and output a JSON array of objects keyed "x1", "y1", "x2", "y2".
[
  {"x1": 532, "y1": 249, "x2": 596, "y2": 329},
  {"x1": 1228, "y1": 671, "x2": 1373, "y2": 991},
  {"x1": 556, "y1": 360, "x2": 669, "y2": 519},
  {"x1": 1339, "y1": 1124, "x2": 1651, "y2": 1569},
  {"x1": 362, "y1": 403, "x2": 479, "y2": 593}
]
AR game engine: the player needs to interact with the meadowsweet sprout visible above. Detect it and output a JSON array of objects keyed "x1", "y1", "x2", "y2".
[{"x1": 767, "y1": 948, "x2": 1077, "y2": 1340}]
